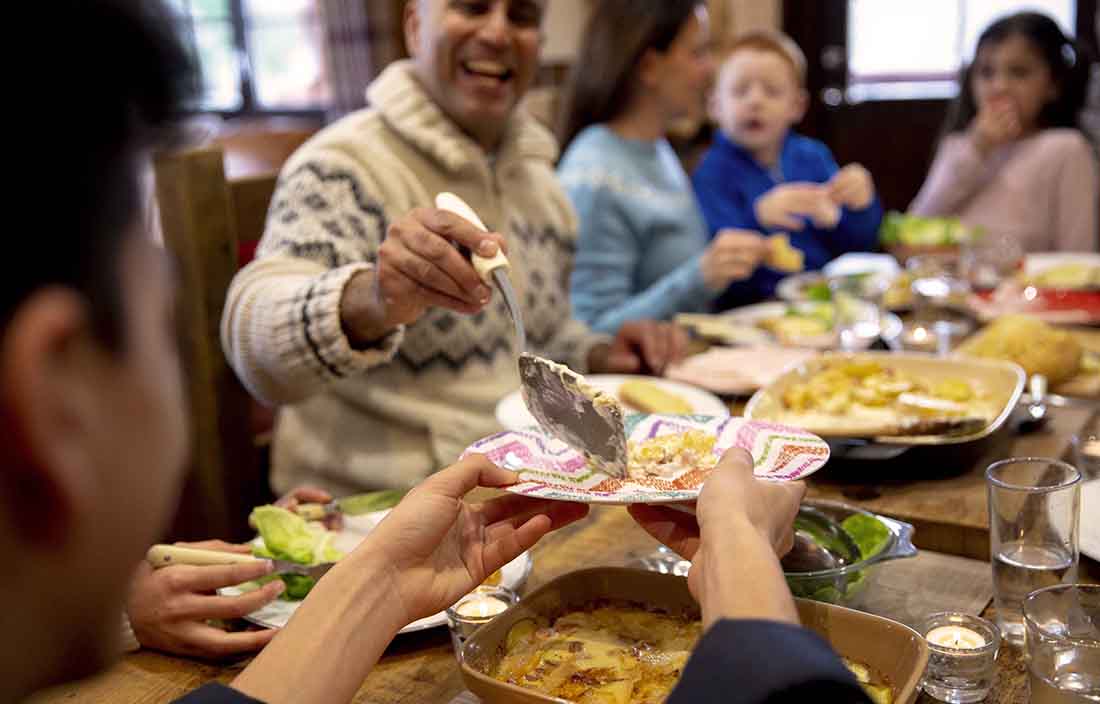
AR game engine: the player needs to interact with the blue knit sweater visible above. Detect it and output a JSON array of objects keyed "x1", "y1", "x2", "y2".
[
  {"x1": 692, "y1": 130, "x2": 882, "y2": 310},
  {"x1": 560, "y1": 125, "x2": 717, "y2": 334}
]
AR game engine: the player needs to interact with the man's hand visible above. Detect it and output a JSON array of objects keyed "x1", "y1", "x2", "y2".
[
  {"x1": 340, "y1": 208, "x2": 507, "y2": 346},
  {"x1": 359, "y1": 455, "x2": 589, "y2": 626},
  {"x1": 754, "y1": 183, "x2": 840, "y2": 231},
  {"x1": 701, "y1": 229, "x2": 767, "y2": 290},
  {"x1": 827, "y1": 164, "x2": 875, "y2": 211},
  {"x1": 587, "y1": 321, "x2": 689, "y2": 375},
  {"x1": 127, "y1": 540, "x2": 283, "y2": 659}
]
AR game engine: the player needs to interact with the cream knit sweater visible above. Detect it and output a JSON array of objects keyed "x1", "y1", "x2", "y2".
[{"x1": 222, "y1": 61, "x2": 608, "y2": 494}]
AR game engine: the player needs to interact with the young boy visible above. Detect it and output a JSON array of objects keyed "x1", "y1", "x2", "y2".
[{"x1": 693, "y1": 30, "x2": 883, "y2": 309}]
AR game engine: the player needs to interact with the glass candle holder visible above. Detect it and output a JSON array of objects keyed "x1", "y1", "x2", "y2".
[
  {"x1": 445, "y1": 585, "x2": 519, "y2": 662},
  {"x1": 920, "y1": 612, "x2": 1001, "y2": 703}
]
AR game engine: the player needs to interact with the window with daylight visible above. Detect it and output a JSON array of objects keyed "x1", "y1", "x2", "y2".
[
  {"x1": 847, "y1": 0, "x2": 1077, "y2": 101},
  {"x1": 166, "y1": 0, "x2": 332, "y2": 114}
]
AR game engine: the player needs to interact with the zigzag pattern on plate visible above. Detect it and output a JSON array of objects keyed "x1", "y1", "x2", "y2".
[{"x1": 462, "y1": 415, "x2": 830, "y2": 504}]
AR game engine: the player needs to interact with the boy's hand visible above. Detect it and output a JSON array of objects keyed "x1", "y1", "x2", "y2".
[
  {"x1": 754, "y1": 183, "x2": 839, "y2": 231},
  {"x1": 969, "y1": 96, "x2": 1021, "y2": 156},
  {"x1": 827, "y1": 164, "x2": 875, "y2": 211},
  {"x1": 701, "y1": 229, "x2": 767, "y2": 290}
]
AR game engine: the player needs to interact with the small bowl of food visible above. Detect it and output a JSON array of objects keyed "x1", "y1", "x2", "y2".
[{"x1": 783, "y1": 499, "x2": 917, "y2": 607}]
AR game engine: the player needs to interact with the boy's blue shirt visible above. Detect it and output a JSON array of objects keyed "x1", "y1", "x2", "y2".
[{"x1": 692, "y1": 129, "x2": 882, "y2": 310}]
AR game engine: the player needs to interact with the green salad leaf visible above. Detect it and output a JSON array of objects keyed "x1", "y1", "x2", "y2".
[{"x1": 841, "y1": 513, "x2": 891, "y2": 560}]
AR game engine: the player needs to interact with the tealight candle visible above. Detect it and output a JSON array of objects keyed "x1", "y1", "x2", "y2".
[
  {"x1": 454, "y1": 594, "x2": 508, "y2": 619},
  {"x1": 926, "y1": 625, "x2": 987, "y2": 650},
  {"x1": 920, "y1": 613, "x2": 1000, "y2": 704},
  {"x1": 445, "y1": 585, "x2": 519, "y2": 663}
]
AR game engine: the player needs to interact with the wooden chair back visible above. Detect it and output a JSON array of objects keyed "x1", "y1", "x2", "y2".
[{"x1": 154, "y1": 146, "x2": 276, "y2": 541}]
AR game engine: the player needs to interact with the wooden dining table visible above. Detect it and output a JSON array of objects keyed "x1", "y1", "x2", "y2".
[{"x1": 30, "y1": 403, "x2": 1100, "y2": 704}]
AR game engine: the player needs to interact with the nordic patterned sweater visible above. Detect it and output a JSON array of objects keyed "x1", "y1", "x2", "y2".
[{"x1": 221, "y1": 61, "x2": 608, "y2": 494}]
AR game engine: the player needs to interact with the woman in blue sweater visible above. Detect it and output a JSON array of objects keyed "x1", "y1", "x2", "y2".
[{"x1": 558, "y1": 0, "x2": 767, "y2": 334}]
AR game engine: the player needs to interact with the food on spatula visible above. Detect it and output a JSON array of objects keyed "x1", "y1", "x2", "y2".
[
  {"x1": 955, "y1": 315, "x2": 1081, "y2": 385},
  {"x1": 627, "y1": 429, "x2": 718, "y2": 479},
  {"x1": 618, "y1": 379, "x2": 693, "y2": 414},
  {"x1": 766, "y1": 233, "x2": 805, "y2": 272},
  {"x1": 248, "y1": 505, "x2": 344, "y2": 600},
  {"x1": 770, "y1": 360, "x2": 993, "y2": 437},
  {"x1": 493, "y1": 603, "x2": 702, "y2": 704}
]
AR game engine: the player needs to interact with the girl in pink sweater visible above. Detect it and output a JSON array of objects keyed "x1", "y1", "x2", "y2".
[{"x1": 910, "y1": 12, "x2": 1097, "y2": 252}]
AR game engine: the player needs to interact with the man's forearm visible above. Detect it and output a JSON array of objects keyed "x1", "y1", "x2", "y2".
[
  {"x1": 339, "y1": 269, "x2": 396, "y2": 348},
  {"x1": 230, "y1": 547, "x2": 406, "y2": 704},
  {"x1": 698, "y1": 517, "x2": 800, "y2": 629}
]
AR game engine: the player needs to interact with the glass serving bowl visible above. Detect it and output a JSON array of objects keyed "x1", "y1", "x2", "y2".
[{"x1": 783, "y1": 499, "x2": 917, "y2": 605}]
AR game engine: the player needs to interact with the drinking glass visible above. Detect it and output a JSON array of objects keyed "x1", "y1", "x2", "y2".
[
  {"x1": 829, "y1": 275, "x2": 886, "y2": 352},
  {"x1": 960, "y1": 233, "x2": 1025, "y2": 291},
  {"x1": 986, "y1": 458, "x2": 1081, "y2": 646},
  {"x1": 1023, "y1": 584, "x2": 1100, "y2": 702}
]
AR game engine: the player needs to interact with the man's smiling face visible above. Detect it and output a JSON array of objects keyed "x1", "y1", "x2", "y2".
[{"x1": 406, "y1": 0, "x2": 546, "y2": 149}]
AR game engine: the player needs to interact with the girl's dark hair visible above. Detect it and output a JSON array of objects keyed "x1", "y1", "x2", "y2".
[
  {"x1": 557, "y1": 0, "x2": 704, "y2": 151},
  {"x1": 943, "y1": 11, "x2": 1091, "y2": 136}
]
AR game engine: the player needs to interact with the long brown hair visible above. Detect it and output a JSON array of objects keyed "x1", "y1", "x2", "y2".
[{"x1": 556, "y1": 0, "x2": 704, "y2": 151}]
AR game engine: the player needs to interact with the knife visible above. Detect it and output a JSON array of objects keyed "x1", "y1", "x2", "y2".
[
  {"x1": 295, "y1": 488, "x2": 407, "y2": 522},
  {"x1": 145, "y1": 544, "x2": 335, "y2": 580},
  {"x1": 436, "y1": 192, "x2": 526, "y2": 353},
  {"x1": 435, "y1": 192, "x2": 628, "y2": 478}
]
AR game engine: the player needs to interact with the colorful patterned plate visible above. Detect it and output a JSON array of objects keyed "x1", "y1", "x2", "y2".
[{"x1": 462, "y1": 414, "x2": 830, "y2": 504}]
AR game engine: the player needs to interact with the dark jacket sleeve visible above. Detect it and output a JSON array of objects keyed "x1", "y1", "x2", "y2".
[
  {"x1": 173, "y1": 683, "x2": 265, "y2": 704},
  {"x1": 668, "y1": 619, "x2": 872, "y2": 704}
]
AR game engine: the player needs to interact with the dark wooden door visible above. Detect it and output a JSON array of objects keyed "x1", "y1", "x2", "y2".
[{"x1": 784, "y1": 0, "x2": 1098, "y2": 213}]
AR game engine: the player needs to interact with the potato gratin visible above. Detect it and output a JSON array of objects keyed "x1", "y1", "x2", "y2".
[
  {"x1": 626, "y1": 430, "x2": 717, "y2": 479},
  {"x1": 493, "y1": 604, "x2": 702, "y2": 704}
]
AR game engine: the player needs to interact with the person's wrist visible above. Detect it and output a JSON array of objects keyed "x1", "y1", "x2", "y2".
[
  {"x1": 340, "y1": 270, "x2": 397, "y2": 348},
  {"x1": 339, "y1": 540, "x2": 412, "y2": 627}
]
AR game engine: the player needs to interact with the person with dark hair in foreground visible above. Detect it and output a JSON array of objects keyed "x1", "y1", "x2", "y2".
[{"x1": 4, "y1": 1, "x2": 868, "y2": 702}]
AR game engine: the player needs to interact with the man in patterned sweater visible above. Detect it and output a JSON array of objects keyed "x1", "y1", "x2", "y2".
[{"x1": 222, "y1": 0, "x2": 687, "y2": 494}]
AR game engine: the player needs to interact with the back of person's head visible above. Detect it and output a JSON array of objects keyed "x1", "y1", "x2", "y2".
[
  {"x1": 944, "y1": 11, "x2": 1090, "y2": 135},
  {"x1": 7, "y1": 0, "x2": 196, "y2": 348},
  {"x1": 720, "y1": 29, "x2": 807, "y2": 90},
  {"x1": 557, "y1": 0, "x2": 705, "y2": 150},
  {"x1": 1, "y1": 1, "x2": 196, "y2": 698}
]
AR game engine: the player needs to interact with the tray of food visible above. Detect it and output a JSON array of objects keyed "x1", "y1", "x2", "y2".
[
  {"x1": 969, "y1": 253, "x2": 1100, "y2": 324},
  {"x1": 460, "y1": 567, "x2": 928, "y2": 704},
  {"x1": 955, "y1": 315, "x2": 1100, "y2": 397},
  {"x1": 744, "y1": 352, "x2": 1025, "y2": 445}
]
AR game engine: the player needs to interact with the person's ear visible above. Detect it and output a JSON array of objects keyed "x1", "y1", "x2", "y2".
[
  {"x1": 0, "y1": 289, "x2": 103, "y2": 546},
  {"x1": 404, "y1": 0, "x2": 423, "y2": 59},
  {"x1": 637, "y1": 48, "x2": 665, "y2": 90}
]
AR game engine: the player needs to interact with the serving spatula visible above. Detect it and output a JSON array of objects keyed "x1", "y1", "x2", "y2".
[
  {"x1": 435, "y1": 192, "x2": 628, "y2": 477},
  {"x1": 146, "y1": 544, "x2": 335, "y2": 580}
]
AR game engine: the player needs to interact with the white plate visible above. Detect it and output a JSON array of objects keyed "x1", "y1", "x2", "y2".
[
  {"x1": 494, "y1": 374, "x2": 728, "y2": 431},
  {"x1": 464, "y1": 414, "x2": 831, "y2": 504},
  {"x1": 723, "y1": 301, "x2": 881, "y2": 350},
  {"x1": 1082, "y1": 479, "x2": 1100, "y2": 563},
  {"x1": 220, "y1": 509, "x2": 533, "y2": 634},
  {"x1": 1024, "y1": 252, "x2": 1100, "y2": 277}
]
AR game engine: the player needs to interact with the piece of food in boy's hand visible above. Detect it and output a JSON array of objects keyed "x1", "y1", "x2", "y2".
[{"x1": 766, "y1": 233, "x2": 805, "y2": 272}]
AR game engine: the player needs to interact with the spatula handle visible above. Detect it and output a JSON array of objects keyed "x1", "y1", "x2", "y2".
[
  {"x1": 435, "y1": 191, "x2": 510, "y2": 284},
  {"x1": 146, "y1": 544, "x2": 263, "y2": 569}
]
